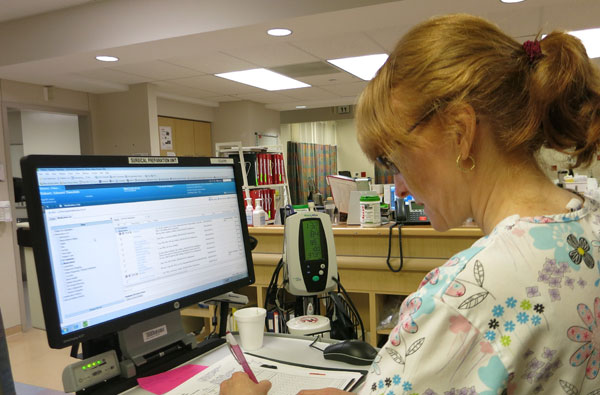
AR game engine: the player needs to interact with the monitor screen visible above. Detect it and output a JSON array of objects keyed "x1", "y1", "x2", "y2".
[{"x1": 21, "y1": 155, "x2": 255, "y2": 349}]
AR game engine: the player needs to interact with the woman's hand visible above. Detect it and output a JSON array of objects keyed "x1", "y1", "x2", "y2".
[
  {"x1": 219, "y1": 372, "x2": 272, "y2": 395},
  {"x1": 298, "y1": 389, "x2": 352, "y2": 395}
]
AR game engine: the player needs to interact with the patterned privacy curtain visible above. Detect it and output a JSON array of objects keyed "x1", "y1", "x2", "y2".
[
  {"x1": 287, "y1": 142, "x2": 337, "y2": 205},
  {"x1": 375, "y1": 165, "x2": 395, "y2": 185}
]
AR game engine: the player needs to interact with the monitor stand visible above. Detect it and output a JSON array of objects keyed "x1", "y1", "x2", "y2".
[
  {"x1": 78, "y1": 310, "x2": 226, "y2": 394},
  {"x1": 118, "y1": 310, "x2": 197, "y2": 372}
]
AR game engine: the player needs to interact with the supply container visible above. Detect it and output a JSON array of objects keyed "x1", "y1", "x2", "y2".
[
  {"x1": 245, "y1": 197, "x2": 254, "y2": 226},
  {"x1": 380, "y1": 203, "x2": 390, "y2": 225},
  {"x1": 324, "y1": 197, "x2": 336, "y2": 224},
  {"x1": 286, "y1": 315, "x2": 331, "y2": 338},
  {"x1": 360, "y1": 195, "x2": 381, "y2": 227},
  {"x1": 253, "y1": 198, "x2": 267, "y2": 227}
]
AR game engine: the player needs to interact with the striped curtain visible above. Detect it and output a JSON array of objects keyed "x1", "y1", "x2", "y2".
[
  {"x1": 374, "y1": 165, "x2": 395, "y2": 185},
  {"x1": 287, "y1": 142, "x2": 337, "y2": 205}
]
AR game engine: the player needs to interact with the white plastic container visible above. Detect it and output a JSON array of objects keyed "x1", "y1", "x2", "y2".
[
  {"x1": 286, "y1": 315, "x2": 331, "y2": 338},
  {"x1": 360, "y1": 195, "x2": 381, "y2": 227},
  {"x1": 253, "y1": 198, "x2": 267, "y2": 227},
  {"x1": 245, "y1": 198, "x2": 254, "y2": 226},
  {"x1": 324, "y1": 197, "x2": 336, "y2": 224}
]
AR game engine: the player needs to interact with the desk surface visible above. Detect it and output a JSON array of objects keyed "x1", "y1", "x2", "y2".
[{"x1": 121, "y1": 333, "x2": 366, "y2": 394}]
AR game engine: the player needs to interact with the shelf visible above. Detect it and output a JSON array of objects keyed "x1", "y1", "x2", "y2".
[
  {"x1": 217, "y1": 146, "x2": 279, "y2": 153},
  {"x1": 215, "y1": 142, "x2": 290, "y2": 216},
  {"x1": 246, "y1": 184, "x2": 286, "y2": 189}
]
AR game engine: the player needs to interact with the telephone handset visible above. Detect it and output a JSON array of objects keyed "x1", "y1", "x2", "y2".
[{"x1": 395, "y1": 195, "x2": 430, "y2": 225}]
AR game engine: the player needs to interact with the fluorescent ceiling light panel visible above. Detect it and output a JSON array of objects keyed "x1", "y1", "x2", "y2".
[
  {"x1": 568, "y1": 28, "x2": 600, "y2": 58},
  {"x1": 215, "y1": 68, "x2": 310, "y2": 91},
  {"x1": 500, "y1": 0, "x2": 525, "y2": 3},
  {"x1": 267, "y1": 28, "x2": 292, "y2": 37},
  {"x1": 327, "y1": 54, "x2": 389, "y2": 81},
  {"x1": 95, "y1": 55, "x2": 119, "y2": 62}
]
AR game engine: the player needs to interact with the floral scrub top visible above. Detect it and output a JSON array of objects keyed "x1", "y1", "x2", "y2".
[{"x1": 359, "y1": 198, "x2": 600, "y2": 395}]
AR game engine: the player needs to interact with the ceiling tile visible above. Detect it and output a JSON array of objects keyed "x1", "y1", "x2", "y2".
[
  {"x1": 291, "y1": 32, "x2": 385, "y2": 60},
  {"x1": 75, "y1": 68, "x2": 149, "y2": 85},
  {"x1": 298, "y1": 72, "x2": 361, "y2": 86},
  {"x1": 221, "y1": 42, "x2": 319, "y2": 67},
  {"x1": 235, "y1": 91, "x2": 297, "y2": 104},
  {"x1": 108, "y1": 60, "x2": 201, "y2": 81},
  {"x1": 321, "y1": 81, "x2": 368, "y2": 97},
  {"x1": 152, "y1": 80, "x2": 219, "y2": 99},
  {"x1": 162, "y1": 52, "x2": 257, "y2": 74},
  {"x1": 169, "y1": 75, "x2": 264, "y2": 95},
  {"x1": 276, "y1": 86, "x2": 340, "y2": 101}
]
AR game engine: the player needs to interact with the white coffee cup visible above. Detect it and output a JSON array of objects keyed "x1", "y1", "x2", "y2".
[{"x1": 233, "y1": 307, "x2": 266, "y2": 351}]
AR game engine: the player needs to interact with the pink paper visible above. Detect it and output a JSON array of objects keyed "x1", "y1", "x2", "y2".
[{"x1": 137, "y1": 364, "x2": 208, "y2": 395}]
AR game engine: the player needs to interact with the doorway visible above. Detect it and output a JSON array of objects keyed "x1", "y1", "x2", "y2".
[{"x1": 7, "y1": 108, "x2": 88, "y2": 330}]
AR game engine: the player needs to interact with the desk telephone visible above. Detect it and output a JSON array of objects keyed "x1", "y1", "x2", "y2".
[{"x1": 395, "y1": 195, "x2": 430, "y2": 225}]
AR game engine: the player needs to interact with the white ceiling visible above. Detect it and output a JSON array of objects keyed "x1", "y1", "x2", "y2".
[{"x1": 0, "y1": 0, "x2": 598, "y2": 111}]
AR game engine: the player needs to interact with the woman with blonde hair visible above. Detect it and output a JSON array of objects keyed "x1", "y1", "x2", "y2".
[{"x1": 220, "y1": 13, "x2": 600, "y2": 394}]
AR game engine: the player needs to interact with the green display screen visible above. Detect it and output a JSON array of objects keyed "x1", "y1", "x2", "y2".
[
  {"x1": 302, "y1": 219, "x2": 323, "y2": 261},
  {"x1": 410, "y1": 201, "x2": 424, "y2": 211}
]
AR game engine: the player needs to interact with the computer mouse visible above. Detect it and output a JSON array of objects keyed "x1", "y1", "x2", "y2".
[{"x1": 322, "y1": 340, "x2": 378, "y2": 366}]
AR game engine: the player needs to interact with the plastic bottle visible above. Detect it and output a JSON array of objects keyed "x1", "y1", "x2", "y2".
[
  {"x1": 307, "y1": 200, "x2": 316, "y2": 212},
  {"x1": 245, "y1": 198, "x2": 254, "y2": 227},
  {"x1": 324, "y1": 197, "x2": 336, "y2": 224},
  {"x1": 360, "y1": 195, "x2": 381, "y2": 227},
  {"x1": 253, "y1": 198, "x2": 267, "y2": 227}
]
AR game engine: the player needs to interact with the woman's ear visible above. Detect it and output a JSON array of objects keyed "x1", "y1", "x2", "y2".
[{"x1": 448, "y1": 103, "x2": 478, "y2": 159}]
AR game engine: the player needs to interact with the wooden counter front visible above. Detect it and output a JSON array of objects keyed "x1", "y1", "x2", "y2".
[{"x1": 245, "y1": 224, "x2": 483, "y2": 346}]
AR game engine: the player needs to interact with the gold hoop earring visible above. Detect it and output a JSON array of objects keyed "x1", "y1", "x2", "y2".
[{"x1": 456, "y1": 154, "x2": 475, "y2": 172}]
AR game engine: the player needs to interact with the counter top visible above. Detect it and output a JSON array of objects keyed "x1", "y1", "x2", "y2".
[{"x1": 248, "y1": 223, "x2": 484, "y2": 238}]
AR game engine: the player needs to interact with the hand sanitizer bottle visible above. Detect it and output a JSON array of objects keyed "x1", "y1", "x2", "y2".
[
  {"x1": 245, "y1": 198, "x2": 254, "y2": 227},
  {"x1": 253, "y1": 198, "x2": 267, "y2": 227}
]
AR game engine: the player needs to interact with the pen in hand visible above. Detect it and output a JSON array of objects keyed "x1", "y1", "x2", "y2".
[{"x1": 226, "y1": 331, "x2": 259, "y2": 384}]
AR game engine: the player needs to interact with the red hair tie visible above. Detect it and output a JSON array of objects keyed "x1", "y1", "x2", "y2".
[{"x1": 523, "y1": 40, "x2": 543, "y2": 64}]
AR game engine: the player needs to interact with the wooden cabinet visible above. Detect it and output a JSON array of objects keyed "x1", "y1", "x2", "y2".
[
  {"x1": 244, "y1": 225, "x2": 484, "y2": 346},
  {"x1": 158, "y1": 116, "x2": 211, "y2": 156}
]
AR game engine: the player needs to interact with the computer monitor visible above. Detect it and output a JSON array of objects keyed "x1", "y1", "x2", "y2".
[{"x1": 21, "y1": 155, "x2": 255, "y2": 351}]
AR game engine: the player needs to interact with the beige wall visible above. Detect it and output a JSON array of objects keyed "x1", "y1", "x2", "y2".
[
  {"x1": 0, "y1": 79, "x2": 90, "y2": 330},
  {"x1": 157, "y1": 97, "x2": 215, "y2": 123},
  {"x1": 213, "y1": 101, "x2": 280, "y2": 149},
  {"x1": 336, "y1": 118, "x2": 374, "y2": 179},
  {"x1": 90, "y1": 83, "x2": 159, "y2": 155},
  {"x1": 280, "y1": 106, "x2": 355, "y2": 124}
]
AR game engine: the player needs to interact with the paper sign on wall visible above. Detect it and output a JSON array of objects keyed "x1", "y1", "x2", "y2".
[
  {"x1": 159, "y1": 126, "x2": 173, "y2": 150},
  {"x1": 0, "y1": 201, "x2": 12, "y2": 222}
]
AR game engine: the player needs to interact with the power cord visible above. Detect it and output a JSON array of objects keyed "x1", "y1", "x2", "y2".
[
  {"x1": 386, "y1": 222, "x2": 404, "y2": 272},
  {"x1": 309, "y1": 335, "x2": 325, "y2": 352},
  {"x1": 331, "y1": 276, "x2": 365, "y2": 341}
]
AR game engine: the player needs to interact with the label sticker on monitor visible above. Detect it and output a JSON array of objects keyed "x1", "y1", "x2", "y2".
[
  {"x1": 143, "y1": 325, "x2": 168, "y2": 342},
  {"x1": 128, "y1": 157, "x2": 179, "y2": 164},
  {"x1": 210, "y1": 158, "x2": 234, "y2": 164}
]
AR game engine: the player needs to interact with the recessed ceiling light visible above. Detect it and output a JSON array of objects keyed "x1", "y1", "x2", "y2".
[
  {"x1": 568, "y1": 27, "x2": 600, "y2": 58},
  {"x1": 95, "y1": 55, "x2": 119, "y2": 62},
  {"x1": 215, "y1": 68, "x2": 310, "y2": 91},
  {"x1": 296, "y1": 105, "x2": 307, "y2": 109},
  {"x1": 267, "y1": 28, "x2": 292, "y2": 37},
  {"x1": 500, "y1": 0, "x2": 525, "y2": 3},
  {"x1": 327, "y1": 54, "x2": 389, "y2": 81}
]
